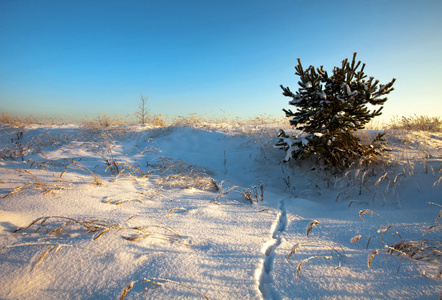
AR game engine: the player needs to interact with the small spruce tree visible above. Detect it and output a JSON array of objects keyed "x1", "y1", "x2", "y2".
[{"x1": 276, "y1": 52, "x2": 396, "y2": 172}]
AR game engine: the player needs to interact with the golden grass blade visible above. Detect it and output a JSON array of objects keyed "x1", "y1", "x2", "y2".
[
  {"x1": 125, "y1": 215, "x2": 138, "y2": 222},
  {"x1": 422, "y1": 224, "x2": 441, "y2": 236},
  {"x1": 116, "y1": 169, "x2": 125, "y2": 178},
  {"x1": 143, "y1": 279, "x2": 163, "y2": 286},
  {"x1": 122, "y1": 235, "x2": 146, "y2": 242},
  {"x1": 359, "y1": 209, "x2": 373, "y2": 221},
  {"x1": 288, "y1": 243, "x2": 302, "y2": 261},
  {"x1": 167, "y1": 207, "x2": 188, "y2": 216},
  {"x1": 13, "y1": 216, "x2": 49, "y2": 233},
  {"x1": 295, "y1": 256, "x2": 341, "y2": 278},
  {"x1": 119, "y1": 281, "x2": 135, "y2": 300},
  {"x1": 436, "y1": 210, "x2": 442, "y2": 223},
  {"x1": 23, "y1": 169, "x2": 35, "y2": 176},
  {"x1": 102, "y1": 197, "x2": 113, "y2": 204},
  {"x1": 114, "y1": 199, "x2": 142, "y2": 205},
  {"x1": 2, "y1": 185, "x2": 28, "y2": 199},
  {"x1": 54, "y1": 245, "x2": 63, "y2": 254},
  {"x1": 93, "y1": 228, "x2": 111, "y2": 240},
  {"x1": 296, "y1": 260, "x2": 305, "y2": 278},
  {"x1": 49, "y1": 225, "x2": 65, "y2": 236},
  {"x1": 33, "y1": 246, "x2": 55, "y2": 268},
  {"x1": 0, "y1": 242, "x2": 53, "y2": 253},
  {"x1": 350, "y1": 235, "x2": 362, "y2": 243},
  {"x1": 368, "y1": 249, "x2": 380, "y2": 268},
  {"x1": 375, "y1": 172, "x2": 388, "y2": 188},
  {"x1": 434, "y1": 176, "x2": 442, "y2": 187},
  {"x1": 306, "y1": 220, "x2": 319, "y2": 239},
  {"x1": 377, "y1": 226, "x2": 391, "y2": 233},
  {"x1": 92, "y1": 174, "x2": 102, "y2": 186}
]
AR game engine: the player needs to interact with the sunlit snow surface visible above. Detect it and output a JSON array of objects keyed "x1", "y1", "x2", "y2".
[{"x1": 0, "y1": 124, "x2": 441, "y2": 299}]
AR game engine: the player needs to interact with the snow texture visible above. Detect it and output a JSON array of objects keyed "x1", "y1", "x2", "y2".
[{"x1": 0, "y1": 124, "x2": 441, "y2": 299}]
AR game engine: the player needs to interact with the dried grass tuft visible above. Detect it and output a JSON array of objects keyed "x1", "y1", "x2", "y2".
[
  {"x1": 119, "y1": 281, "x2": 135, "y2": 300},
  {"x1": 13, "y1": 215, "x2": 185, "y2": 245},
  {"x1": 240, "y1": 182, "x2": 265, "y2": 203},
  {"x1": 306, "y1": 220, "x2": 320, "y2": 239},
  {"x1": 287, "y1": 243, "x2": 302, "y2": 261},
  {"x1": 350, "y1": 235, "x2": 362, "y2": 243},
  {"x1": 295, "y1": 256, "x2": 342, "y2": 278},
  {"x1": 388, "y1": 115, "x2": 442, "y2": 132},
  {"x1": 359, "y1": 209, "x2": 374, "y2": 221},
  {"x1": 357, "y1": 209, "x2": 441, "y2": 278},
  {"x1": 304, "y1": 220, "x2": 346, "y2": 256},
  {"x1": 368, "y1": 249, "x2": 380, "y2": 268},
  {"x1": 152, "y1": 158, "x2": 218, "y2": 191},
  {"x1": 387, "y1": 240, "x2": 442, "y2": 264},
  {"x1": 119, "y1": 277, "x2": 209, "y2": 300},
  {"x1": 167, "y1": 207, "x2": 188, "y2": 216}
]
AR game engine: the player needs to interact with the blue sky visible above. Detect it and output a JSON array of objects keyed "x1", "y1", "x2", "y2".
[{"x1": 1, "y1": 0, "x2": 441, "y2": 122}]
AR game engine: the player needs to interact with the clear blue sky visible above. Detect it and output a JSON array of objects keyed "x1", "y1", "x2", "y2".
[{"x1": 1, "y1": 0, "x2": 441, "y2": 122}]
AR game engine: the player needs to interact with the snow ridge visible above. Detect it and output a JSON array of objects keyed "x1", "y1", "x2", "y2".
[{"x1": 258, "y1": 198, "x2": 288, "y2": 300}]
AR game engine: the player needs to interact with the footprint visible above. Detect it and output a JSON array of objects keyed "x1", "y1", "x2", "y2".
[{"x1": 258, "y1": 197, "x2": 288, "y2": 300}]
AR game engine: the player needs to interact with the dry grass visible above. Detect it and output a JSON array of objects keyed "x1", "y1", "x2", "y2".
[
  {"x1": 388, "y1": 115, "x2": 442, "y2": 132},
  {"x1": 167, "y1": 207, "x2": 189, "y2": 216},
  {"x1": 210, "y1": 183, "x2": 240, "y2": 203},
  {"x1": 149, "y1": 114, "x2": 167, "y2": 127},
  {"x1": 13, "y1": 215, "x2": 185, "y2": 244},
  {"x1": 305, "y1": 220, "x2": 345, "y2": 255},
  {"x1": 293, "y1": 255, "x2": 342, "y2": 278},
  {"x1": 210, "y1": 182, "x2": 267, "y2": 204},
  {"x1": 0, "y1": 112, "x2": 42, "y2": 126},
  {"x1": 97, "y1": 133, "x2": 149, "y2": 179},
  {"x1": 80, "y1": 113, "x2": 128, "y2": 130},
  {"x1": 120, "y1": 277, "x2": 209, "y2": 300},
  {"x1": 152, "y1": 157, "x2": 219, "y2": 191},
  {"x1": 336, "y1": 141, "x2": 440, "y2": 207},
  {"x1": 291, "y1": 208, "x2": 441, "y2": 280},
  {"x1": 353, "y1": 209, "x2": 441, "y2": 278},
  {"x1": 1, "y1": 166, "x2": 71, "y2": 199},
  {"x1": 287, "y1": 243, "x2": 302, "y2": 261},
  {"x1": 287, "y1": 219, "x2": 345, "y2": 278},
  {"x1": 0, "y1": 127, "x2": 73, "y2": 161},
  {"x1": 240, "y1": 181, "x2": 265, "y2": 203}
]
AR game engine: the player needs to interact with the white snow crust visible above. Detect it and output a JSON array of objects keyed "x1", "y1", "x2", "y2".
[{"x1": 0, "y1": 124, "x2": 441, "y2": 299}]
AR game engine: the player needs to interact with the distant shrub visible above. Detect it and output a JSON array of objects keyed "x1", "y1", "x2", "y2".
[
  {"x1": 0, "y1": 112, "x2": 18, "y2": 125},
  {"x1": 276, "y1": 53, "x2": 395, "y2": 172},
  {"x1": 150, "y1": 114, "x2": 167, "y2": 127},
  {"x1": 388, "y1": 115, "x2": 442, "y2": 132},
  {"x1": 80, "y1": 114, "x2": 127, "y2": 131},
  {"x1": 0, "y1": 113, "x2": 41, "y2": 126}
]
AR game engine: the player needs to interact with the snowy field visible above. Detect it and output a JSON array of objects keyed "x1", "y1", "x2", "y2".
[{"x1": 0, "y1": 123, "x2": 441, "y2": 299}]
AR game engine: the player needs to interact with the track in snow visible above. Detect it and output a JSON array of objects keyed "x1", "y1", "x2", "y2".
[{"x1": 258, "y1": 198, "x2": 288, "y2": 300}]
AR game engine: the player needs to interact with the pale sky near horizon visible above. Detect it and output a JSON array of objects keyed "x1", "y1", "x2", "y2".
[{"x1": 0, "y1": 0, "x2": 441, "y2": 122}]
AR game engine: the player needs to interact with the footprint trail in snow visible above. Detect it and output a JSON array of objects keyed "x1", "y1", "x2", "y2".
[{"x1": 258, "y1": 197, "x2": 288, "y2": 300}]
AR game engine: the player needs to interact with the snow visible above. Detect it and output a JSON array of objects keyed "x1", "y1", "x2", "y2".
[{"x1": 0, "y1": 124, "x2": 441, "y2": 299}]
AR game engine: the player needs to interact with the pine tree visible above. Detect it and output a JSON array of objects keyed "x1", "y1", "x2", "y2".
[{"x1": 276, "y1": 53, "x2": 395, "y2": 172}]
